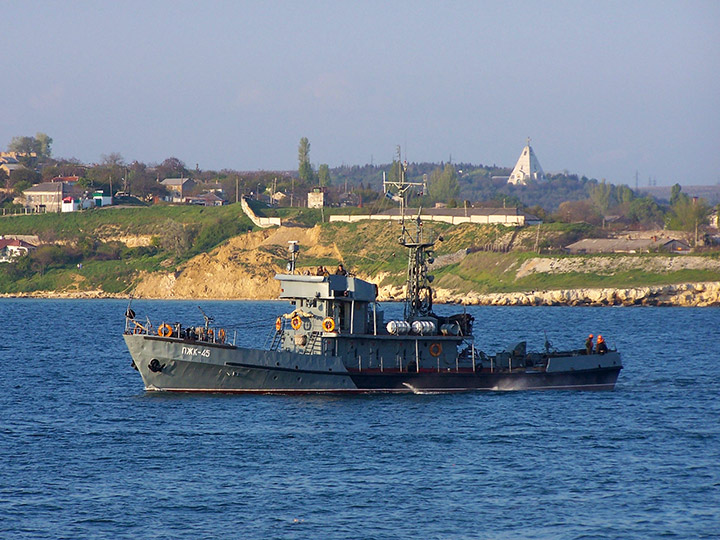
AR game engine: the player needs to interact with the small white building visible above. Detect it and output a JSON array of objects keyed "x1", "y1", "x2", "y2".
[
  {"x1": 308, "y1": 188, "x2": 325, "y2": 208},
  {"x1": 508, "y1": 138, "x2": 546, "y2": 185},
  {"x1": 61, "y1": 195, "x2": 94, "y2": 212},
  {"x1": 93, "y1": 191, "x2": 113, "y2": 207}
]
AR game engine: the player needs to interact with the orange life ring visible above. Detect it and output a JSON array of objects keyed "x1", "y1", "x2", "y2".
[
  {"x1": 322, "y1": 317, "x2": 336, "y2": 332},
  {"x1": 275, "y1": 317, "x2": 282, "y2": 331},
  {"x1": 429, "y1": 343, "x2": 442, "y2": 357},
  {"x1": 158, "y1": 323, "x2": 172, "y2": 337},
  {"x1": 291, "y1": 316, "x2": 302, "y2": 330}
]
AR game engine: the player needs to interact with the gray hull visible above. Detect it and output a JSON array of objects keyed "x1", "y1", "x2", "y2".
[{"x1": 125, "y1": 334, "x2": 621, "y2": 393}]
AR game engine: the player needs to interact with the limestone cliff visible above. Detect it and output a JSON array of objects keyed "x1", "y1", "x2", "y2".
[
  {"x1": 132, "y1": 226, "x2": 344, "y2": 299},
  {"x1": 126, "y1": 225, "x2": 720, "y2": 306}
]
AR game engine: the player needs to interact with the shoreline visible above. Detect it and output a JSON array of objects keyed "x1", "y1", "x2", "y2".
[{"x1": 2, "y1": 281, "x2": 719, "y2": 306}]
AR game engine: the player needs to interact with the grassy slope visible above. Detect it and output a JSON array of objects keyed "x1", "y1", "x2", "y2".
[
  {"x1": 0, "y1": 204, "x2": 255, "y2": 293},
  {"x1": 1, "y1": 207, "x2": 719, "y2": 294},
  {"x1": 0, "y1": 203, "x2": 254, "y2": 239},
  {"x1": 434, "y1": 251, "x2": 720, "y2": 294}
]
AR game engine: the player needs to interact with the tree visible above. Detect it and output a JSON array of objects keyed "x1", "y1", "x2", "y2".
[
  {"x1": 555, "y1": 200, "x2": 603, "y2": 225},
  {"x1": 667, "y1": 196, "x2": 710, "y2": 236},
  {"x1": 615, "y1": 184, "x2": 635, "y2": 205},
  {"x1": 318, "y1": 164, "x2": 330, "y2": 187},
  {"x1": 101, "y1": 152, "x2": 124, "y2": 166},
  {"x1": 670, "y1": 183, "x2": 683, "y2": 206},
  {"x1": 8, "y1": 136, "x2": 37, "y2": 155},
  {"x1": 9, "y1": 168, "x2": 41, "y2": 191},
  {"x1": 7, "y1": 132, "x2": 52, "y2": 160},
  {"x1": 298, "y1": 137, "x2": 314, "y2": 183},
  {"x1": 35, "y1": 132, "x2": 53, "y2": 158},
  {"x1": 589, "y1": 180, "x2": 613, "y2": 215},
  {"x1": 160, "y1": 219, "x2": 195, "y2": 256},
  {"x1": 128, "y1": 161, "x2": 167, "y2": 199},
  {"x1": 627, "y1": 197, "x2": 664, "y2": 227},
  {"x1": 428, "y1": 163, "x2": 459, "y2": 203},
  {"x1": 156, "y1": 157, "x2": 188, "y2": 180}
]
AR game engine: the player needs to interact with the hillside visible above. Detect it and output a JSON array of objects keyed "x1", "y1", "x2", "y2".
[{"x1": 1, "y1": 208, "x2": 719, "y2": 304}]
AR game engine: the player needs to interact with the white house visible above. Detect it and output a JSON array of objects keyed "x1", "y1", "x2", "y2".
[{"x1": 0, "y1": 237, "x2": 36, "y2": 262}]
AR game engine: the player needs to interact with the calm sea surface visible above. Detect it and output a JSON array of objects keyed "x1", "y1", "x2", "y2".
[{"x1": 1, "y1": 299, "x2": 718, "y2": 539}]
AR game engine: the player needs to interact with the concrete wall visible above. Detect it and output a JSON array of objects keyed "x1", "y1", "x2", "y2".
[
  {"x1": 328, "y1": 213, "x2": 525, "y2": 226},
  {"x1": 241, "y1": 197, "x2": 281, "y2": 228}
]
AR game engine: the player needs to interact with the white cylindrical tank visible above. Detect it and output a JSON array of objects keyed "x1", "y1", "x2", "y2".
[
  {"x1": 386, "y1": 320, "x2": 411, "y2": 335},
  {"x1": 411, "y1": 320, "x2": 436, "y2": 335},
  {"x1": 440, "y1": 323, "x2": 460, "y2": 336}
]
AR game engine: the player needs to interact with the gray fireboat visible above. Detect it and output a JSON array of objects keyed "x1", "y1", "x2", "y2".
[{"x1": 123, "y1": 164, "x2": 622, "y2": 393}]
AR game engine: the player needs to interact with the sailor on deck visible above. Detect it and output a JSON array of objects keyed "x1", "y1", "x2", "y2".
[
  {"x1": 595, "y1": 335, "x2": 608, "y2": 355},
  {"x1": 585, "y1": 334, "x2": 594, "y2": 355}
]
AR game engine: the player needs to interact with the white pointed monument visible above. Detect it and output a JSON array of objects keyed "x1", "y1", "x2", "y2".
[{"x1": 508, "y1": 138, "x2": 546, "y2": 185}]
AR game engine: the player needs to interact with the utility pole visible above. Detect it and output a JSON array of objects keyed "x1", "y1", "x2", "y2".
[{"x1": 235, "y1": 176, "x2": 239, "y2": 203}]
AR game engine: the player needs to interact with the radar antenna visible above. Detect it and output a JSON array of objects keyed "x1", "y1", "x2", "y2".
[{"x1": 382, "y1": 147, "x2": 439, "y2": 321}]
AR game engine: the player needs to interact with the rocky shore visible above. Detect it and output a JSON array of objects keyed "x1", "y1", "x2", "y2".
[
  {"x1": 378, "y1": 281, "x2": 720, "y2": 307},
  {"x1": 3, "y1": 281, "x2": 720, "y2": 307}
]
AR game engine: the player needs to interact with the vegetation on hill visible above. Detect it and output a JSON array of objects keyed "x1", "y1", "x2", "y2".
[
  {"x1": 2, "y1": 133, "x2": 719, "y2": 298},
  {"x1": 0, "y1": 203, "x2": 255, "y2": 293}
]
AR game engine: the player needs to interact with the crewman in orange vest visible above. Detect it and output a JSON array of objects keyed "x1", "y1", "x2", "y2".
[{"x1": 595, "y1": 335, "x2": 608, "y2": 354}]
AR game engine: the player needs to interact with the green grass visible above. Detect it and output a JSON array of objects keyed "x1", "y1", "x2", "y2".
[
  {"x1": 0, "y1": 203, "x2": 254, "y2": 240},
  {"x1": 2, "y1": 206, "x2": 719, "y2": 296}
]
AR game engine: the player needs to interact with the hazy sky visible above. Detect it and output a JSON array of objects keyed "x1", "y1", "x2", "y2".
[{"x1": 2, "y1": 1, "x2": 718, "y2": 186}]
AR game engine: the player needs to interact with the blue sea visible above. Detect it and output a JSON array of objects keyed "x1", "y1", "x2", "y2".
[{"x1": 1, "y1": 299, "x2": 718, "y2": 539}]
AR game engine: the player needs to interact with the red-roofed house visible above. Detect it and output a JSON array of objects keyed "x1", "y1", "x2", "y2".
[{"x1": 0, "y1": 237, "x2": 36, "y2": 262}]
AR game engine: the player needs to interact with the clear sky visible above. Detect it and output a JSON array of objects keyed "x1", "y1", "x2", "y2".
[{"x1": 2, "y1": 0, "x2": 718, "y2": 186}]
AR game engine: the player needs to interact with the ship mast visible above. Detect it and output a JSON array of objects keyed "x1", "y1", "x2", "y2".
[{"x1": 382, "y1": 149, "x2": 437, "y2": 321}]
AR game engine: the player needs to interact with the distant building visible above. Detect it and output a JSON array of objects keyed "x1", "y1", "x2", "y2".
[
  {"x1": 0, "y1": 155, "x2": 25, "y2": 177},
  {"x1": 196, "y1": 181, "x2": 225, "y2": 196},
  {"x1": 0, "y1": 237, "x2": 36, "y2": 263},
  {"x1": 161, "y1": 177, "x2": 196, "y2": 202},
  {"x1": 308, "y1": 187, "x2": 325, "y2": 209},
  {"x1": 51, "y1": 175, "x2": 81, "y2": 185},
  {"x1": 23, "y1": 182, "x2": 84, "y2": 213},
  {"x1": 709, "y1": 210, "x2": 718, "y2": 229},
  {"x1": 565, "y1": 237, "x2": 691, "y2": 254},
  {"x1": 271, "y1": 191, "x2": 287, "y2": 205},
  {"x1": 184, "y1": 192, "x2": 225, "y2": 206},
  {"x1": 508, "y1": 138, "x2": 546, "y2": 185}
]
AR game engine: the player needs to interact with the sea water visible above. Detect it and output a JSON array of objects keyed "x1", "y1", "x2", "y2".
[{"x1": 0, "y1": 299, "x2": 718, "y2": 539}]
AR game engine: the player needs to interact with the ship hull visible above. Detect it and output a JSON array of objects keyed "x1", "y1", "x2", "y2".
[{"x1": 124, "y1": 335, "x2": 621, "y2": 393}]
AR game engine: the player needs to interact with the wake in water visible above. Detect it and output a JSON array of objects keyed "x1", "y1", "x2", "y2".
[{"x1": 402, "y1": 383, "x2": 446, "y2": 395}]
